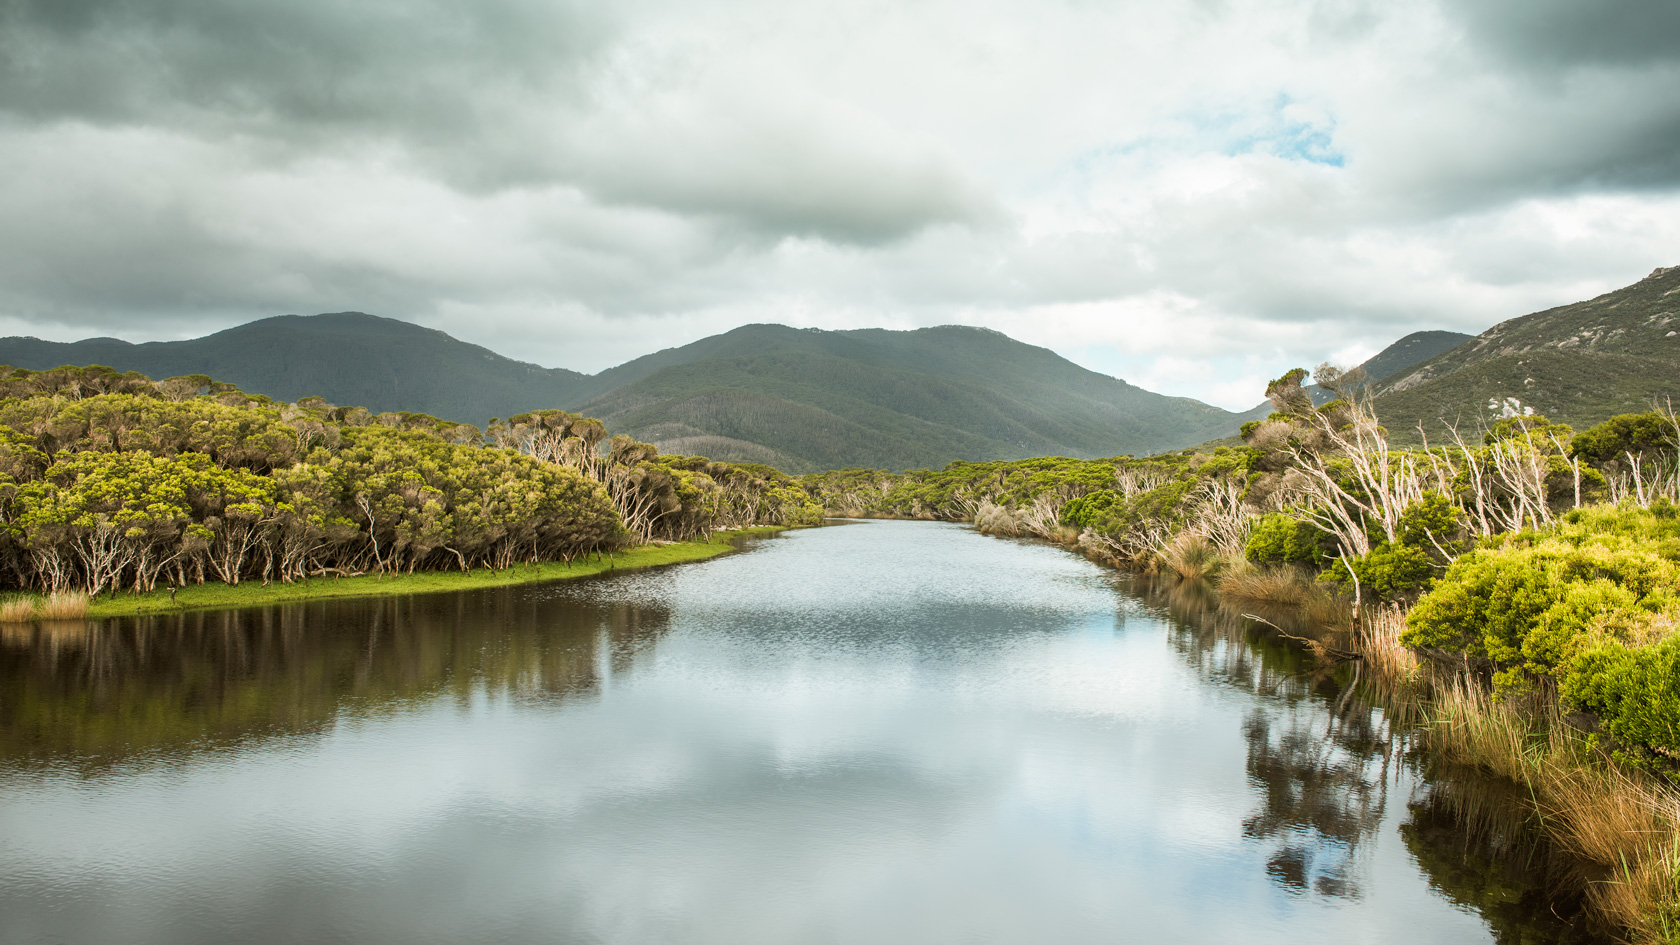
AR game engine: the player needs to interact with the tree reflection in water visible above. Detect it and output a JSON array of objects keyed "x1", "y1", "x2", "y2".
[
  {"x1": 1128, "y1": 574, "x2": 1603, "y2": 943},
  {"x1": 0, "y1": 585, "x2": 672, "y2": 772}
]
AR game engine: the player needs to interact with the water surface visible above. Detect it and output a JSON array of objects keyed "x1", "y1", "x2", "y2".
[{"x1": 0, "y1": 520, "x2": 1593, "y2": 943}]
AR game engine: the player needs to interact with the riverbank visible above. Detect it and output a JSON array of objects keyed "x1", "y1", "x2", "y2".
[
  {"x1": 928, "y1": 510, "x2": 1679, "y2": 944},
  {"x1": 59, "y1": 527, "x2": 787, "y2": 619}
]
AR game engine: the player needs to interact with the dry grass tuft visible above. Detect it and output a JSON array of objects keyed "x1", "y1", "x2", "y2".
[
  {"x1": 1156, "y1": 532, "x2": 1226, "y2": 581},
  {"x1": 1426, "y1": 679, "x2": 1680, "y2": 943},
  {"x1": 1218, "y1": 565, "x2": 1311, "y2": 605},
  {"x1": 0, "y1": 597, "x2": 36, "y2": 623},
  {"x1": 974, "y1": 501, "x2": 1025, "y2": 537},
  {"x1": 1353, "y1": 605, "x2": 1422, "y2": 684},
  {"x1": 36, "y1": 591, "x2": 89, "y2": 620}
]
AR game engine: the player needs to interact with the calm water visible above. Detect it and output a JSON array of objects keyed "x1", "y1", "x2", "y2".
[{"x1": 0, "y1": 520, "x2": 1594, "y2": 944}]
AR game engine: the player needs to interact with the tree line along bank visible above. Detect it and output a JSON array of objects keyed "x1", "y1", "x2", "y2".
[{"x1": 0, "y1": 365, "x2": 821, "y2": 600}]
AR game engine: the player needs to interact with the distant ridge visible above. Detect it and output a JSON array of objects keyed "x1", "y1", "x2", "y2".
[
  {"x1": 1233, "y1": 328, "x2": 1475, "y2": 425},
  {"x1": 573, "y1": 323, "x2": 1242, "y2": 471},
  {"x1": 0, "y1": 315, "x2": 1243, "y2": 471},
  {"x1": 1371, "y1": 266, "x2": 1680, "y2": 436},
  {"x1": 0, "y1": 313, "x2": 590, "y2": 423}
]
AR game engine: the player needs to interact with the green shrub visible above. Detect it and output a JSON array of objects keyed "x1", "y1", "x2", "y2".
[
  {"x1": 1398, "y1": 492, "x2": 1467, "y2": 554},
  {"x1": 1060, "y1": 489, "x2": 1121, "y2": 529},
  {"x1": 1321, "y1": 541, "x2": 1436, "y2": 602},
  {"x1": 1570, "y1": 411, "x2": 1677, "y2": 466},
  {"x1": 1244, "y1": 513, "x2": 1333, "y2": 567},
  {"x1": 1404, "y1": 506, "x2": 1680, "y2": 690},
  {"x1": 1560, "y1": 630, "x2": 1680, "y2": 773}
]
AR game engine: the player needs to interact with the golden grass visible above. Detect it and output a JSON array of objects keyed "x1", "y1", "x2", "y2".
[
  {"x1": 1352, "y1": 605, "x2": 1422, "y2": 685},
  {"x1": 0, "y1": 597, "x2": 36, "y2": 623},
  {"x1": 37, "y1": 591, "x2": 90, "y2": 620},
  {"x1": 973, "y1": 501, "x2": 1024, "y2": 537},
  {"x1": 1157, "y1": 532, "x2": 1226, "y2": 581},
  {"x1": 1426, "y1": 679, "x2": 1680, "y2": 944},
  {"x1": 1218, "y1": 564, "x2": 1312, "y2": 605}
]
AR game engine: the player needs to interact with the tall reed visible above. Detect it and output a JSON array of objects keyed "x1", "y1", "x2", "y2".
[
  {"x1": 1425, "y1": 679, "x2": 1680, "y2": 944},
  {"x1": 0, "y1": 597, "x2": 35, "y2": 623},
  {"x1": 36, "y1": 591, "x2": 90, "y2": 620},
  {"x1": 1351, "y1": 604, "x2": 1421, "y2": 686}
]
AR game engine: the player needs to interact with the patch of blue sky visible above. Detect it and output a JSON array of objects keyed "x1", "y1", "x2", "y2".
[
  {"x1": 1230, "y1": 121, "x2": 1345, "y2": 167},
  {"x1": 1054, "y1": 94, "x2": 1345, "y2": 187},
  {"x1": 1223, "y1": 94, "x2": 1345, "y2": 166}
]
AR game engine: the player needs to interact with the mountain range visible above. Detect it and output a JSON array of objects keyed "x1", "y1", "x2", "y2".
[
  {"x1": 1370, "y1": 265, "x2": 1680, "y2": 438},
  {"x1": 0, "y1": 317, "x2": 1240, "y2": 471},
  {"x1": 4, "y1": 265, "x2": 1675, "y2": 469}
]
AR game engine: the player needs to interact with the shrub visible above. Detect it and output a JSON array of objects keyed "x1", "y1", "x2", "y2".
[
  {"x1": 1561, "y1": 630, "x2": 1680, "y2": 773},
  {"x1": 1570, "y1": 412, "x2": 1677, "y2": 466},
  {"x1": 1244, "y1": 513, "x2": 1333, "y2": 567},
  {"x1": 1322, "y1": 541, "x2": 1436, "y2": 603},
  {"x1": 1404, "y1": 506, "x2": 1680, "y2": 690},
  {"x1": 1060, "y1": 489, "x2": 1121, "y2": 530}
]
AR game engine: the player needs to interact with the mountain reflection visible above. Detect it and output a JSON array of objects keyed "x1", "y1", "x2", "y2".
[{"x1": 0, "y1": 585, "x2": 671, "y2": 770}]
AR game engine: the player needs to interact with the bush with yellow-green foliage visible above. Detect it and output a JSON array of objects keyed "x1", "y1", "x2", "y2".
[{"x1": 1404, "y1": 502, "x2": 1680, "y2": 772}]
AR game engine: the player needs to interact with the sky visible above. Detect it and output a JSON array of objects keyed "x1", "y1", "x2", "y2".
[{"x1": 1, "y1": 0, "x2": 1677, "y2": 411}]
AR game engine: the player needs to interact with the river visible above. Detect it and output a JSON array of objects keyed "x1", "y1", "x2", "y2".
[{"x1": 0, "y1": 519, "x2": 1596, "y2": 944}]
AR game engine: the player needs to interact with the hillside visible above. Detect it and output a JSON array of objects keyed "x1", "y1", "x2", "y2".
[
  {"x1": 1372, "y1": 266, "x2": 1680, "y2": 437},
  {"x1": 0, "y1": 316, "x2": 1242, "y2": 471},
  {"x1": 1232, "y1": 328, "x2": 1474, "y2": 425},
  {"x1": 577, "y1": 324, "x2": 1241, "y2": 471},
  {"x1": 0, "y1": 313, "x2": 591, "y2": 422}
]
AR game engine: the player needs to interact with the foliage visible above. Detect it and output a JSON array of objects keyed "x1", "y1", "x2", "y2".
[
  {"x1": 1244, "y1": 514, "x2": 1333, "y2": 567},
  {"x1": 1562, "y1": 631, "x2": 1680, "y2": 773},
  {"x1": 1321, "y1": 542, "x2": 1435, "y2": 602},
  {"x1": 1060, "y1": 489, "x2": 1122, "y2": 529},
  {"x1": 1404, "y1": 506, "x2": 1680, "y2": 695},
  {"x1": 1571, "y1": 411, "x2": 1680, "y2": 466},
  {"x1": 0, "y1": 364, "x2": 820, "y2": 595},
  {"x1": 1317, "y1": 493, "x2": 1470, "y2": 603}
]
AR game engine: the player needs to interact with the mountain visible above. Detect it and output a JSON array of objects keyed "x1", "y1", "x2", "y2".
[
  {"x1": 574, "y1": 324, "x2": 1241, "y2": 471},
  {"x1": 1371, "y1": 266, "x2": 1680, "y2": 437},
  {"x1": 0, "y1": 315, "x2": 1242, "y2": 471},
  {"x1": 1233, "y1": 328, "x2": 1475, "y2": 424},
  {"x1": 0, "y1": 313, "x2": 591, "y2": 422}
]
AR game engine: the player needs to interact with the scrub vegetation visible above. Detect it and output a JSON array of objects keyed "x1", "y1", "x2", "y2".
[
  {"x1": 0, "y1": 364, "x2": 821, "y2": 612},
  {"x1": 804, "y1": 364, "x2": 1680, "y2": 943},
  {"x1": 11, "y1": 352, "x2": 1680, "y2": 939}
]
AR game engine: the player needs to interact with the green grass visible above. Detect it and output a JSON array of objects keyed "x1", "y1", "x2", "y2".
[{"x1": 80, "y1": 527, "x2": 786, "y2": 618}]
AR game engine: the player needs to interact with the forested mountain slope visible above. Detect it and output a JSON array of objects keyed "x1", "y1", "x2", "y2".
[
  {"x1": 574, "y1": 324, "x2": 1241, "y2": 471},
  {"x1": 1372, "y1": 266, "x2": 1680, "y2": 437},
  {"x1": 1, "y1": 318, "x2": 1241, "y2": 472},
  {"x1": 0, "y1": 313, "x2": 592, "y2": 422}
]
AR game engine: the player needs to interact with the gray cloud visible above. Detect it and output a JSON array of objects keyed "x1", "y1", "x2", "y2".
[
  {"x1": 0, "y1": 0, "x2": 610, "y2": 132},
  {"x1": 0, "y1": 0, "x2": 986, "y2": 242},
  {"x1": 0, "y1": 0, "x2": 1676, "y2": 408},
  {"x1": 1447, "y1": 0, "x2": 1680, "y2": 69}
]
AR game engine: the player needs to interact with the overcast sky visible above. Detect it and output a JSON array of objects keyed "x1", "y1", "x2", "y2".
[{"x1": 2, "y1": 0, "x2": 1677, "y2": 409}]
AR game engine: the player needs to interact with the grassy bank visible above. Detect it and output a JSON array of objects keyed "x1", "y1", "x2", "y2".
[
  {"x1": 956, "y1": 514, "x2": 1679, "y2": 942},
  {"x1": 25, "y1": 527, "x2": 786, "y2": 620}
]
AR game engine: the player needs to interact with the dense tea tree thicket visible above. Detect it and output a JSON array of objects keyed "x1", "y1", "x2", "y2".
[{"x1": 0, "y1": 365, "x2": 821, "y2": 593}]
